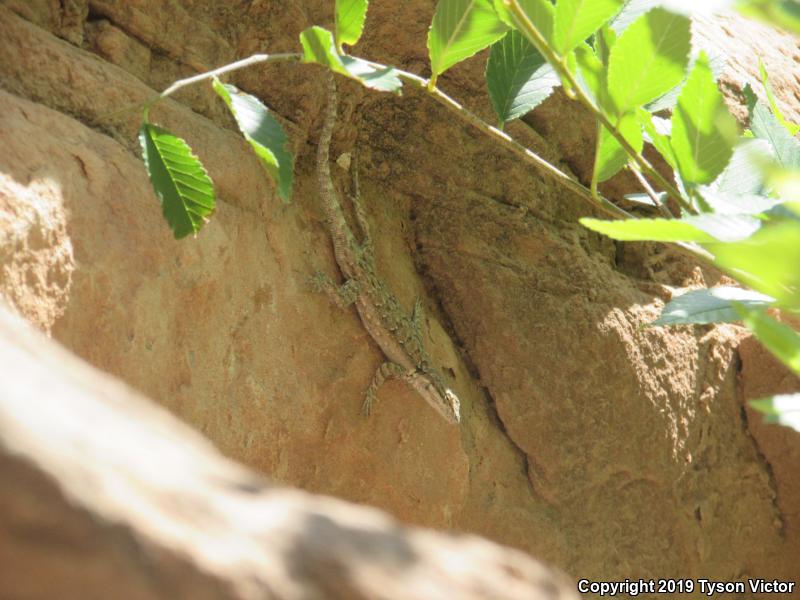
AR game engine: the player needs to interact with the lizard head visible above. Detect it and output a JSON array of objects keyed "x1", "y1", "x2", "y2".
[{"x1": 408, "y1": 371, "x2": 461, "y2": 424}]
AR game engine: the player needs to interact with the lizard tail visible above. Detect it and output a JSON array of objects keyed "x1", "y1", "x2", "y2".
[{"x1": 316, "y1": 72, "x2": 358, "y2": 271}]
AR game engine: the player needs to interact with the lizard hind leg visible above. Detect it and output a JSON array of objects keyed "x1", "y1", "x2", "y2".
[
  {"x1": 310, "y1": 271, "x2": 361, "y2": 308},
  {"x1": 362, "y1": 361, "x2": 408, "y2": 416}
]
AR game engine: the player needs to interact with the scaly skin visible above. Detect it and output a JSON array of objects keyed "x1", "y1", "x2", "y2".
[{"x1": 314, "y1": 74, "x2": 460, "y2": 425}]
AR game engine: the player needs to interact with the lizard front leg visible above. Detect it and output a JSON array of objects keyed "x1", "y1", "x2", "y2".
[
  {"x1": 362, "y1": 361, "x2": 407, "y2": 416},
  {"x1": 310, "y1": 272, "x2": 361, "y2": 308}
]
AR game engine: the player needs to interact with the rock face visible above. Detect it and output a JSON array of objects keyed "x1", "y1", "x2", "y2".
[
  {"x1": 0, "y1": 306, "x2": 577, "y2": 600},
  {"x1": 0, "y1": 0, "x2": 798, "y2": 594}
]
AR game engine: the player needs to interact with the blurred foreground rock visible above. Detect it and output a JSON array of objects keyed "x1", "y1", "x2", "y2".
[{"x1": 0, "y1": 306, "x2": 577, "y2": 600}]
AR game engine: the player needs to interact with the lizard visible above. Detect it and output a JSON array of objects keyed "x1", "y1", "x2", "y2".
[{"x1": 312, "y1": 72, "x2": 461, "y2": 425}]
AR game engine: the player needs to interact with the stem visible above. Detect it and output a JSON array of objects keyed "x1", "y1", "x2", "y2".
[
  {"x1": 147, "y1": 53, "x2": 302, "y2": 108},
  {"x1": 370, "y1": 65, "x2": 713, "y2": 265},
  {"x1": 391, "y1": 68, "x2": 631, "y2": 220},
  {"x1": 99, "y1": 53, "x2": 303, "y2": 123},
  {"x1": 504, "y1": 0, "x2": 692, "y2": 214},
  {"x1": 630, "y1": 168, "x2": 672, "y2": 218}
]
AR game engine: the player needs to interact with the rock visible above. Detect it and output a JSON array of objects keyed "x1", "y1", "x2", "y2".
[{"x1": 0, "y1": 305, "x2": 577, "y2": 600}]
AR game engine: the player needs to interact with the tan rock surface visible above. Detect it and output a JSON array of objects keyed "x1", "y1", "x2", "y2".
[
  {"x1": 0, "y1": 0, "x2": 798, "y2": 595},
  {"x1": 0, "y1": 306, "x2": 577, "y2": 600}
]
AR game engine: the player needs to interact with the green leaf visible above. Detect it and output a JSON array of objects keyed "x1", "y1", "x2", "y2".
[
  {"x1": 750, "y1": 394, "x2": 800, "y2": 433},
  {"x1": 682, "y1": 213, "x2": 762, "y2": 242},
  {"x1": 492, "y1": 0, "x2": 515, "y2": 26},
  {"x1": 486, "y1": 30, "x2": 559, "y2": 125},
  {"x1": 212, "y1": 79, "x2": 293, "y2": 202},
  {"x1": 335, "y1": 0, "x2": 369, "y2": 50},
  {"x1": 638, "y1": 108, "x2": 677, "y2": 169},
  {"x1": 737, "y1": 308, "x2": 800, "y2": 376},
  {"x1": 580, "y1": 217, "x2": 715, "y2": 242},
  {"x1": 522, "y1": 0, "x2": 557, "y2": 43},
  {"x1": 738, "y1": 0, "x2": 800, "y2": 36},
  {"x1": 653, "y1": 286, "x2": 774, "y2": 326},
  {"x1": 574, "y1": 43, "x2": 608, "y2": 110},
  {"x1": 759, "y1": 60, "x2": 800, "y2": 136},
  {"x1": 428, "y1": 0, "x2": 509, "y2": 81},
  {"x1": 671, "y1": 52, "x2": 738, "y2": 184},
  {"x1": 138, "y1": 123, "x2": 215, "y2": 239},
  {"x1": 608, "y1": 0, "x2": 655, "y2": 34},
  {"x1": 594, "y1": 112, "x2": 642, "y2": 182},
  {"x1": 300, "y1": 26, "x2": 402, "y2": 93},
  {"x1": 710, "y1": 221, "x2": 800, "y2": 306},
  {"x1": 607, "y1": 8, "x2": 691, "y2": 114},
  {"x1": 745, "y1": 84, "x2": 800, "y2": 170},
  {"x1": 553, "y1": 0, "x2": 624, "y2": 54},
  {"x1": 339, "y1": 56, "x2": 403, "y2": 92}
]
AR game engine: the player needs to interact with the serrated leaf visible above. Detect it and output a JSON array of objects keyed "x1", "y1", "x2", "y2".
[
  {"x1": 671, "y1": 52, "x2": 738, "y2": 184},
  {"x1": 638, "y1": 108, "x2": 677, "y2": 169},
  {"x1": 213, "y1": 79, "x2": 293, "y2": 202},
  {"x1": 336, "y1": 0, "x2": 369, "y2": 49},
  {"x1": 607, "y1": 8, "x2": 691, "y2": 114},
  {"x1": 486, "y1": 30, "x2": 559, "y2": 125},
  {"x1": 580, "y1": 217, "x2": 715, "y2": 242},
  {"x1": 594, "y1": 112, "x2": 643, "y2": 182},
  {"x1": 750, "y1": 394, "x2": 800, "y2": 433},
  {"x1": 300, "y1": 26, "x2": 402, "y2": 93},
  {"x1": 428, "y1": 0, "x2": 508, "y2": 81},
  {"x1": 653, "y1": 286, "x2": 774, "y2": 325},
  {"x1": 139, "y1": 123, "x2": 215, "y2": 239},
  {"x1": 737, "y1": 308, "x2": 800, "y2": 376},
  {"x1": 709, "y1": 221, "x2": 800, "y2": 306},
  {"x1": 624, "y1": 192, "x2": 665, "y2": 206},
  {"x1": 746, "y1": 84, "x2": 800, "y2": 170},
  {"x1": 739, "y1": 0, "x2": 800, "y2": 36},
  {"x1": 645, "y1": 45, "x2": 727, "y2": 113},
  {"x1": 759, "y1": 60, "x2": 800, "y2": 136},
  {"x1": 517, "y1": 0, "x2": 557, "y2": 46},
  {"x1": 609, "y1": 0, "x2": 656, "y2": 34},
  {"x1": 492, "y1": 0, "x2": 515, "y2": 26},
  {"x1": 574, "y1": 43, "x2": 607, "y2": 110},
  {"x1": 553, "y1": 0, "x2": 624, "y2": 54},
  {"x1": 682, "y1": 213, "x2": 762, "y2": 242}
]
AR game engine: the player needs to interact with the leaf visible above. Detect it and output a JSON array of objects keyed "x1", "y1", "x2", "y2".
[
  {"x1": 671, "y1": 52, "x2": 738, "y2": 184},
  {"x1": 335, "y1": 0, "x2": 369, "y2": 49},
  {"x1": 574, "y1": 42, "x2": 608, "y2": 111},
  {"x1": 624, "y1": 192, "x2": 666, "y2": 207},
  {"x1": 737, "y1": 308, "x2": 800, "y2": 376},
  {"x1": 739, "y1": 0, "x2": 800, "y2": 36},
  {"x1": 339, "y1": 56, "x2": 403, "y2": 92},
  {"x1": 213, "y1": 80, "x2": 294, "y2": 202},
  {"x1": 759, "y1": 59, "x2": 800, "y2": 136},
  {"x1": 750, "y1": 394, "x2": 800, "y2": 433},
  {"x1": 709, "y1": 221, "x2": 800, "y2": 306},
  {"x1": 745, "y1": 84, "x2": 800, "y2": 170},
  {"x1": 653, "y1": 286, "x2": 774, "y2": 326},
  {"x1": 638, "y1": 108, "x2": 677, "y2": 169},
  {"x1": 492, "y1": 0, "x2": 515, "y2": 26},
  {"x1": 608, "y1": 0, "x2": 656, "y2": 34},
  {"x1": 594, "y1": 112, "x2": 642, "y2": 182},
  {"x1": 486, "y1": 30, "x2": 559, "y2": 125},
  {"x1": 138, "y1": 123, "x2": 215, "y2": 239},
  {"x1": 645, "y1": 44, "x2": 727, "y2": 114},
  {"x1": 682, "y1": 213, "x2": 762, "y2": 243},
  {"x1": 607, "y1": 8, "x2": 691, "y2": 114},
  {"x1": 553, "y1": 0, "x2": 625, "y2": 54},
  {"x1": 580, "y1": 217, "x2": 715, "y2": 242},
  {"x1": 428, "y1": 0, "x2": 508, "y2": 81},
  {"x1": 299, "y1": 26, "x2": 402, "y2": 93},
  {"x1": 517, "y1": 0, "x2": 557, "y2": 46}
]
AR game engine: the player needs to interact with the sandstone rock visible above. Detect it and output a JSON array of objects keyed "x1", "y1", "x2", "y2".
[
  {"x1": 0, "y1": 0, "x2": 798, "y2": 594},
  {"x1": 0, "y1": 306, "x2": 577, "y2": 600}
]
